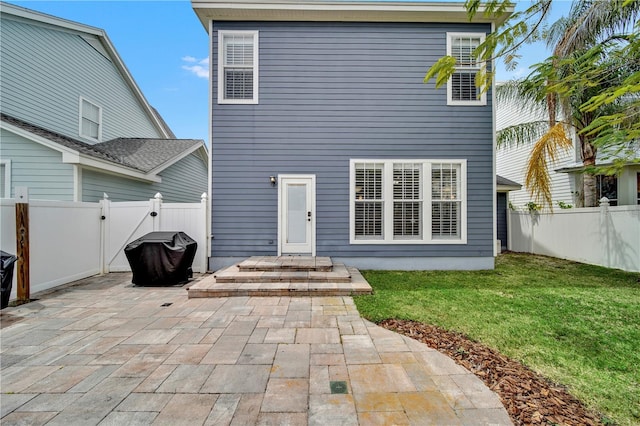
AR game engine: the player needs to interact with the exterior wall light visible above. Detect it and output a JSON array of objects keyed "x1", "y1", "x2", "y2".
[{"x1": 270, "y1": 176, "x2": 277, "y2": 186}]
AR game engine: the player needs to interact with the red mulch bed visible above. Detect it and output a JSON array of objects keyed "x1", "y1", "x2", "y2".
[{"x1": 379, "y1": 319, "x2": 603, "y2": 426}]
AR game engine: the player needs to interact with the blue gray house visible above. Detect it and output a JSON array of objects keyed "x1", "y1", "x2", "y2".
[
  {"x1": 0, "y1": 2, "x2": 207, "y2": 203},
  {"x1": 192, "y1": 0, "x2": 511, "y2": 270}
]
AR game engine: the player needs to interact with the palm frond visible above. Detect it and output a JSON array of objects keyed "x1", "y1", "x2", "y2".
[
  {"x1": 497, "y1": 120, "x2": 551, "y2": 148},
  {"x1": 525, "y1": 123, "x2": 574, "y2": 209},
  {"x1": 496, "y1": 80, "x2": 548, "y2": 116},
  {"x1": 554, "y1": 0, "x2": 640, "y2": 58},
  {"x1": 545, "y1": 15, "x2": 571, "y2": 49}
]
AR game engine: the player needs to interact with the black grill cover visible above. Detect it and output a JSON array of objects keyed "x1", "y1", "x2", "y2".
[{"x1": 124, "y1": 232, "x2": 197, "y2": 286}]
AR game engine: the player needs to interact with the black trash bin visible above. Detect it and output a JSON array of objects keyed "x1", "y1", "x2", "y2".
[
  {"x1": 124, "y1": 232, "x2": 197, "y2": 286},
  {"x1": 1, "y1": 251, "x2": 17, "y2": 309}
]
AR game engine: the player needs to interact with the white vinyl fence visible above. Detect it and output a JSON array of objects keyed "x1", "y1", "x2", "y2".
[
  {"x1": 1, "y1": 192, "x2": 208, "y2": 302},
  {"x1": 509, "y1": 200, "x2": 640, "y2": 272}
]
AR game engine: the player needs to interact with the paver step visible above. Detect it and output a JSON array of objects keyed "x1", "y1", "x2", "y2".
[
  {"x1": 237, "y1": 256, "x2": 333, "y2": 272},
  {"x1": 215, "y1": 262, "x2": 351, "y2": 283},
  {"x1": 187, "y1": 267, "x2": 372, "y2": 298}
]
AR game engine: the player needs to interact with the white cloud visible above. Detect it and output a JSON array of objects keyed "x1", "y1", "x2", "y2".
[
  {"x1": 182, "y1": 65, "x2": 209, "y2": 78},
  {"x1": 182, "y1": 56, "x2": 209, "y2": 79}
]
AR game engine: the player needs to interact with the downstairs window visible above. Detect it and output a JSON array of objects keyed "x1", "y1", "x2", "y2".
[{"x1": 350, "y1": 159, "x2": 467, "y2": 244}]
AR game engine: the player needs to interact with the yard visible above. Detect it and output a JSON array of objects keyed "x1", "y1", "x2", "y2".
[{"x1": 353, "y1": 253, "x2": 640, "y2": 426}]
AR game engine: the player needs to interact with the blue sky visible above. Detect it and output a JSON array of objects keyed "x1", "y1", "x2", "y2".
[{"x1": 7, "y1": 0, "x2": 572, "y2": 144}]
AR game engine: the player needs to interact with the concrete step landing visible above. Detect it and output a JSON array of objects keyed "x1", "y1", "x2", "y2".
[
  {"x1": 215, "y1": 263, "x2": 351, "y2": 284},
  {"x1": 238, "y1": 256, "x2": 333, "y2": 272},
  {"x1": 187, "y1": 256, "x2": 372, "y2": 298}
]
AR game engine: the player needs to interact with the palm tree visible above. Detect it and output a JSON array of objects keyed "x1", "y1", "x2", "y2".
[{"x1": 497, "y1": 0, "x2": 639, "y2": 208}]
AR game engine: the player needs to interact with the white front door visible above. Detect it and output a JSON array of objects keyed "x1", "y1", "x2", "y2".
[{"x1": 279, "y1": 175, "x2": 315, "y2": 255}]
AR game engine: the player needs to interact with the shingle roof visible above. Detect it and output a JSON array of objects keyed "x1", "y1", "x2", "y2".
[
  {"x1": 1, "y1": 113, "x2": 203, "y2": 174},
  {"x1": 496, "y1": 175, "x2": 522, "y2": 188},
  {"x1": 97, "y1": 138, "x2": 202, "y2": 173}
]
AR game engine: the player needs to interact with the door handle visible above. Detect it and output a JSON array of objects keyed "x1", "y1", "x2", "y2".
[{"x1": 307, "y1": 211, "x2": 311, "y2": 222}]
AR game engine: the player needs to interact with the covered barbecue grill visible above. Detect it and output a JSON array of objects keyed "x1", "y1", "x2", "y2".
[{"x1": 124, "y1": 231, "x2": 197, "y2": 286}]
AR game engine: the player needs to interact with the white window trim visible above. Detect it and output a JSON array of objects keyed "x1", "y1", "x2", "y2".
[
  {"x1": 217, "y1": 30, "x2": 259, "y2": 105},
  {"x1": 349, "y1": 159, "x2": 467, "y2": 245},
  {"x1": 0, "y1": 159, "x2": 11, "y2": 198},
  {"x1": 446, "y1": 32, "x2": 486, "y2": 106},
  {"x1": 78, "y1": 96, "x2": 102, "y2": 142}
]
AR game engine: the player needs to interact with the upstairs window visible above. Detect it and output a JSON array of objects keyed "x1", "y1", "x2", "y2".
[
  {"x1": 218, "y1": 31, "x2": 259, "y2": 104},
  {"x1": 79, "y1": 97, "x2": 102, "y2": 141},
  {"x1": 447, "y1": 33, "x2": 486, "y2": 106}
]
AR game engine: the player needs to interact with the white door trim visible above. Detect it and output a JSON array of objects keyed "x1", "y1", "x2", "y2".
[{"x1": 277, "y1": 174, "x2": 316, "y2": 256}]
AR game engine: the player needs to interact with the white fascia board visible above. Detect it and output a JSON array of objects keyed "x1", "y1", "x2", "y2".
[
  {"x1": 74, "y1": 156, "x2": 162, "y2": 183},
  {"x1": 144, "y1": 142, "x2": 207, "y2": 176},
  {"x1": 556, "y1": 161, "x2": 640, "y2": 174},
  {"x1": 1, "y1": 2, "x2": 104, "y2": 36},
  {"x1": 0, "y1": 120, "x2": 160, "y2": 183},
  {"x1": 497, "y1": 184, "x2": 521, "y2": 192},
  {"x1": 192, "y1": 1, "x2": 513, "y2": 30}
]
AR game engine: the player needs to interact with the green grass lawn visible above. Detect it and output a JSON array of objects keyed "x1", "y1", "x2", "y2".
[{"x1": 353, "y1": 253, "x2": 640, "y2": 425}]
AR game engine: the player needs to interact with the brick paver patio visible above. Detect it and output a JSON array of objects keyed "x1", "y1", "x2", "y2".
[{"x1": 0, "y1": 273, "x2": 512, "y2": 425}]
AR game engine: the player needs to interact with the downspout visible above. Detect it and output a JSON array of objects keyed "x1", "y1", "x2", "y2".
[
  {"x1": 207, "y1": 19, "x2": 214, "y2": 272},
  {"x1": 491, "y1": 21, "x2": 497, "y2": 259}
]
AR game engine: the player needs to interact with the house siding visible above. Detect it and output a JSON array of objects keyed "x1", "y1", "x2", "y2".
[
  {"x1": 0, "y1": 15, "x2": 163, "y2": 144},
  {"x1": 211, "y1": 21, "x2": 494, "y2": 264},
  {"x1": 82, "y1": 152, "x2": 208, "y2": 203},
  {"x1": 0, "y1": 129, "x2": 74, "y2": 200}
]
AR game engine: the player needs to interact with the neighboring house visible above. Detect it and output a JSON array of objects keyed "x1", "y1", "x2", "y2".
[
  {"x1": 556, "y1": 153, "x2": 640, "y2": 207},
  {"x1": 192, "y1": 0, "x2": 511, "y2": 270},
  {"x1": 496, "y1": 86, "x2": 639, "y2": 209},
  {"x1": 0, "y1": 2, "x2": 207, "y2": 203}
]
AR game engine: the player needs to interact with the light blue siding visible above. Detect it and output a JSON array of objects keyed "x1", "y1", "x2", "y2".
[
  {"x1": 0, "y1": 15, "x2": 163, "y2": 144},
  {"x1": 82, "y1": 152, "x2": 208, "y2": 203},
  {"x1": 211, "y1": 22, "x2": 494, "y2": 263},
  {"x1": 0, "y1": 129, "x2": 74, "y2": 201}
]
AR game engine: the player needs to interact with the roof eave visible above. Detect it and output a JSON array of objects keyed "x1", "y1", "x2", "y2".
[
  {"x1": 73, "y1": 155, "x2": 162, "y2": 183},
  {"x1": 555, "y1": 161, "x2": 640, "y2": 174},
  {"x1": 191, "y1": 0, "x2": 513, "y2": 31},
  {"x1": 0, "y1": 2, "x2": 104, "y2": 36},
  {"x1": 497, "y1": 184, "x2": 521, "y2": 192}
]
